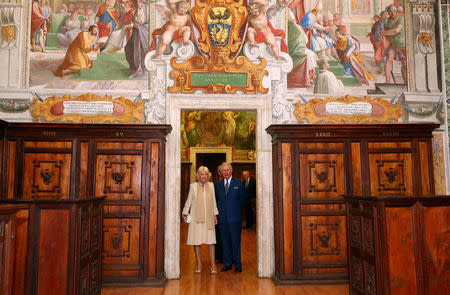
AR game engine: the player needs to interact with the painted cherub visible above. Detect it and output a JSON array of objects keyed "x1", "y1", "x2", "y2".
[
  {"x1": 152, "y1": 0, "x2": 191, "y2": 59},
  {"x1": 246, "y1": 0, "x2": 284, "y2": 61}
]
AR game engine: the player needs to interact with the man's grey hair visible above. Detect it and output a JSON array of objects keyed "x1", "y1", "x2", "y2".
[{"x1": 219, "y1": 162, "x2": 232, "y2": 172}]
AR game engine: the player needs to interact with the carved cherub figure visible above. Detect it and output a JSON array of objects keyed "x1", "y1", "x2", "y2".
[
  {"x1": 153, "y1": 0, "x2": 191, "y2": 59},
  {"x1": 246, "y1": 0, "x2": 282, "y2": 61}
]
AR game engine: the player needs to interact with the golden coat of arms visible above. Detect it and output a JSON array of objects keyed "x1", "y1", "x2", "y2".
[{"x1": 168, "y1": 0, "x2": 268, "y2": 94}]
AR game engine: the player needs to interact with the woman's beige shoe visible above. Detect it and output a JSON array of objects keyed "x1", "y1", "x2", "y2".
[{"x1": 195, "y1": 264, "x2": 202, "y2": 274}]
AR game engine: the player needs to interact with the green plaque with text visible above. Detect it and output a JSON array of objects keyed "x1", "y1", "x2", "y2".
[{"x1": 191, "y1": 72, "x2": 248, "y2": 86}]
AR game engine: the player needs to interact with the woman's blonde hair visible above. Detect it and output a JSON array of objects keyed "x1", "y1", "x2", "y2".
[{"x1": 196, "y1": 166, "x2": 211, "y2": 181}]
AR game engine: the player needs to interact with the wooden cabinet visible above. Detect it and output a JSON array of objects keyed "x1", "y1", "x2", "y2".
[
  {"x1": 0, "y1": 199, "x2": 104, "y2": 295},
  {"x1": 0, "y1": 204, "x2": 27, "y2": 295},
  {"x1": 344, "y1": 195, "x2": 450, "y2": 295},
  {"x1": 266, "y1": 123, "x2": 439, "y2": 285},
  {"x1": 0, "y1": 122, "x2": 171, "y2": 288}
]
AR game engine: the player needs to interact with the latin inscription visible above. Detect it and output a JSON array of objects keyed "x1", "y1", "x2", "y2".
[
  {"x1": 325, "y1": 102, "x2": 372, "y2": 116},
  {"x1": 63, "y1": 101, "x2": 114, "y2": 115},
  {"x1": 43, "y1": 131, "x2": 56, "y2": 136},
  {"x1": 382, "y1": 132, "x2": 400, "y2": 137},
  {"x1": 114, "y1": 131, "x2": 124, "y2": 137},
  {"x1": 315, "y1": 132, "x2": 332, "y2": 137},
  {"x1": 191, "y1": 72, "x2": 247, "y2": 86}
]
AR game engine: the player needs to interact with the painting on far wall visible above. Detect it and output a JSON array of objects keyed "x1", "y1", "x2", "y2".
[
  {"x1": 286, "y1": 0, "x2": 407, "y2": 95},
  {"x1": 29, "y1": 0, "x2": 149, "y2": 91},
  {"x1": 28, "y1": 0, "x2": 407, "y2": 95},
  {"x1": 181, "y1": 111, "x2": 256, "y2": 162}
]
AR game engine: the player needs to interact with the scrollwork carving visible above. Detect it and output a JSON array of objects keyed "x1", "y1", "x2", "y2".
[
  {"x1": 271, "y1": 79, "x2": 293, "y2": 123},
  {"x1": 145, "y1": 74, "x2": 167, "y2": 123}
]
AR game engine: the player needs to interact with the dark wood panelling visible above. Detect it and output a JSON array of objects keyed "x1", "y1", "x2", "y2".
[
  {"x1": 0, "y1": 204, "x2": 27, "y2": 295},
  {"x1": 0, "y1": 199, "x2": 105, "y2": 295},
  {"x1": 344, "y1": 195, "x2": 450, "y2": 295},
  {"x1": 0, "y1": 122, "x2": 171, "y2": 289},
  {"x1": 267, "y1": 123, "x2": 439, "y2": 285}
]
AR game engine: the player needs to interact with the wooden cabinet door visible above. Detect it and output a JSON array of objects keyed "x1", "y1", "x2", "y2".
[
  {"x1": 367, "y1": 142, "x2": 415, "y2": 196},
  {"x1": 297, "y1": 143, "x2": 348, "y2": 280},
  {"x1": 95, "y1": 145, "x2": 144, "y2": 280}
]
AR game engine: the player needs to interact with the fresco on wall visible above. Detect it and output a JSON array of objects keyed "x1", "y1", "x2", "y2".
[
  {"x1": 28, "y1": 0, "x2": 408, "y2": 94},
  {"x1": 181, "y1": 111, "x2": 256, "y2": 161},
  {"x1": 286, "y1": 0, "x2": 407, "y2": 94},
  {"x1": 29, "y1": 0, "x2": 149, "y2": 90}
]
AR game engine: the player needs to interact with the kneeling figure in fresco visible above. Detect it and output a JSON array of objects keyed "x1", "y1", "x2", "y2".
[{"x1": 54, "y1": 25, "x2": 100, "y2": 77}]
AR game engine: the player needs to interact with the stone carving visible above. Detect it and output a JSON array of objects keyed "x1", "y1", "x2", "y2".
[
  {"x1": 411, "y1": 3, "x2": 439, "y2": 92},
  {"x1": 271, "y1": 79, "x2": 292, "y2": 123},
  {"x1": 145, "y1": 74, "x2": 167, "y2": 124}
]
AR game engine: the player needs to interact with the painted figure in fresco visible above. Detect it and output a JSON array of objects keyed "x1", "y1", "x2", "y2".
[
  {"x1": 220, "y1": 111, "x2": 238, "y2": 146},
  {"x1": 313, "y1": 58, "x2": 344, "y2": 95},
  {"x1": 100, "y1": 0, "x2": 137, "y2": 53},
  {"x1": 95, "y1": 0, "x2": 120, "y2": 52},
  {"x1": 246, "y1": 0, "x2": 286, "y2": 61},
  {"x1": 334, "y1": 29, "x2": 376, "y2": 86},
  {"x1": 332, "y1": 13, "x2": 346, "y2": 34},
  {"x1": 31, "y1": 0, "x2": 51, "y2": 52},
  {"x1": 120, "y1": 1, "x2": 136, "y2": 40},
  {"x1": 58, "y1": 3, "x2": 68, "y2": 14},
  {"x1": 54, "y1": 25, "x2": 100, "y2": 77},
  {"x1": 299, "y1": 1, "x2": 328, "y2": 60},
  {"x1": 151, "y1": 0, "x2": 191, "y2": 59},
  {"x1": 286, "y1": 9, "x2": 317, "y2": 88},
  {"x1": 125, "y1": 0, "x2": 150, "y2": 78},
  {"x1": 57, "y1": 10, "x2": 82, "y2": 47},
  {"x1": 382, "y1": 5, "x2": 407, "y2": 84},
  {"x1": 183, "y1": 111, "x2": 201, "y2": 147},
  {"x1": 368, "y1": 13, "x2": 389, "y2": 74},
  {"x1": 286, "y1": 0, "x2": 305, "y2": 24}
]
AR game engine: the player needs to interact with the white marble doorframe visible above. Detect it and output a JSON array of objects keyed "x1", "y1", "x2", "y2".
[{"x1": 164, "y1": 94, "x2": 274, "y2": 279}]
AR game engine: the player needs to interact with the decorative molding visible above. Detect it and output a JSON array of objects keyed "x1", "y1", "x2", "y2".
[
  {"x1": 294, "y1": 95, "x2": 404, "y2": 124},
  {"x1": 188, "y1": 146, "x2": 232, "y2": 183},
  {"x1": 432, "y1": 133, "x2": 446, "y2": 194},
  {"x1": 399, "y1": 92, "x2": 444, "y2": 123},
  {"x1": 167, "y1": 0, "x2": 269, "y2": 94},
  {"x1": 308, "y1": 160, "x2": 337, "y2": 193},
  {"x1": 376, "y1": 160, "x2": 406, "y2": 192},
  {"x1": 310, "y1": 223, "x2": 340, "y2": 256},
  {"x1": 271, "y1": 79, "x2": 293, "y2": 123},
  {"x1": 144, "y1": 75, "x2": 167, "y2": 124},
  {"x1": 30, "y1": 93, "x2": 144, "y2": 123},
  {"x1": 411, "y1": 3, "x2": 439, "y2": 92},
  {"x1": 102, "y1": 225, "x2": 132, "y2": 258},
  {"x1": 0, "y1": 99, "x2": 31, "y2": 112}
]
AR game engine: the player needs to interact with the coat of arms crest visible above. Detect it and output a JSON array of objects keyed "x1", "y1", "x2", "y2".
[{"x1": 168, "y1": 0, "x2": 268, "y2": 94}]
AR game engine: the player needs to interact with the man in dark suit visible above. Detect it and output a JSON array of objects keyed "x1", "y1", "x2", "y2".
[
  {"x1": 242, "y1": 170, "x2": 256, "y2": 229},
  {"x1": 214, "y1": 162, "x2": 246, "y2": 273}
]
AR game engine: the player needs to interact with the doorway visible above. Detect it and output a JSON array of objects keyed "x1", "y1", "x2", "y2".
[
  {"x1": 179, "y1": 110, "x2": 258, "y2": 277},
  {"x1": 164, "y1": 95, "x2": 274, "y2": 279}
]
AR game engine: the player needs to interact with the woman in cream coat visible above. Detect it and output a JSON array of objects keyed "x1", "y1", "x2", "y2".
[{"x1": 182, "y1": 166, "x2": 219, "y2": 274}]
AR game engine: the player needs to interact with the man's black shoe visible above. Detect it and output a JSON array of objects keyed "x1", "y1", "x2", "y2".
[
  {"x1": 235, "y1": 267, "x2": 242, "y2": 273},
  {"x1": 221, "y1": 266, "x2": 232, "y2": 272}
]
